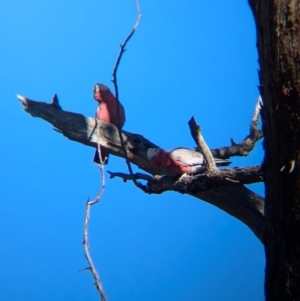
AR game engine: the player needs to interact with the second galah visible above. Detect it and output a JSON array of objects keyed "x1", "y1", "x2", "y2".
[
  {"x1": 147, "y1": 147, "x2": 230, "y2": 175},
  {"x1": 93, "y1": 83, "x2": 126, "y2": 164}
]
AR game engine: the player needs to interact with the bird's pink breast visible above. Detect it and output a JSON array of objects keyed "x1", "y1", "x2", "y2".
[
  {"x1": 167, "y1": 158, "x2": 194, "y2": 174},
  {"x1": 95, "y1": 96, "x2": 125, "y2": 127}
]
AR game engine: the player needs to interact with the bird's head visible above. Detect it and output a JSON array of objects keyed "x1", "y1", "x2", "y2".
[
  {"x1": 147, "y1": 148, "x2": 161, "y2": 160},
  {"x1": 93, "y1": 83, "x2": 109, "y2": 102},
  {"x1": 147, "y1": 148, "x2": 168, "y2": 169}
]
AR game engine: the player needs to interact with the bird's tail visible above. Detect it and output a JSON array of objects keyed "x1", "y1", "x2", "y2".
[{"x1": 214, "y1": 158, "x2": 231, "y2": 166}]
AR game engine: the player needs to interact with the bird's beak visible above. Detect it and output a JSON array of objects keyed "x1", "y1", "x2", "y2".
[{"x1": 94, "y1": 92, "x2": 103, "y2": 102}]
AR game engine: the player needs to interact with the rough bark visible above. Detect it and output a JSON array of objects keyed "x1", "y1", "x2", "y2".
[
  {"x1": 249, "y1": 0, "x2": 300, "y2": 299},
  {"x1": 18, "y1": 95, "x2": 265, "y2": 242}
]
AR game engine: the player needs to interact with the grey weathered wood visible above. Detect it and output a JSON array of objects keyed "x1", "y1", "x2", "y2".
[{"x1": 18, "y1": 95, "x2": 265, "y2": 242}]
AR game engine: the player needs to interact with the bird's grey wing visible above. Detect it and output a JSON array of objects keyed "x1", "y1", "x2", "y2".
[
  {"x1": 168, "y1": 147, "x2": 205, "y2": 166},
  {"x1": 169, "y1": 147, "x2": 231, "y2": 167}
]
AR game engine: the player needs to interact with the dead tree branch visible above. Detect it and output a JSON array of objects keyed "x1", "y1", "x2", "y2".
[
  {"x1": 110, "y1": 165, "x2": 263, "y2": 191},
  {"x1": 17, "y1": 95, "x2": 265, "y2": 242},
  {"x1": 107, "y1": 171, "x2": 152, "y2": 182},
  {"x1": 209, "y1": 96, "x2": 263, "y2": 159},
  {"x1": 82, "y1": 157, "x2": 107, "y2": 301},
  {"x1": 188, "y1": 116, "x2": 218, "y2": 171},
  {"x1": 81, "y1": 3, "x2": 143, "y2": 296},
  {"x1": 111, "y1": 0, "x2": 143, "y2": 191},
  {"x1": 146, "y1": 165, "x2": 263, "y2": 192}
]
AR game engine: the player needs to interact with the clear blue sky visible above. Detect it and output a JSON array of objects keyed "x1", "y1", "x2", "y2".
[{"x1": 0, "y1": 1, "x2": 265, "y2": 300}]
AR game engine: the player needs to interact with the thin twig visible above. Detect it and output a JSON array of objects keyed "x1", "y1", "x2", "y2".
[
  {"x1": 210, "y1": 96, "x2": 263, "y2": 159},
  {"x1": 188, "y1": 117, "x2": 218, "y2": 172},
  {"x1": 107, "y1": 171, "x2": 152, "y2": 182},
  {"x1": 82, "y1": 128, "x2": 107, "y2": 301},
  {"x1": 111, "y1": 0, "x2": 144, "y2": 191}
]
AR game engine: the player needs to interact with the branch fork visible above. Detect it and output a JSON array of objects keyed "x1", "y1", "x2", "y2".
[{"x1": 18, "y1": 89, "x2": 265, "y2": 242}]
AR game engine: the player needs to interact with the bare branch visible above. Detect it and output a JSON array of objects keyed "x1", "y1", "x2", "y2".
[
  {"x1": 209, "y1": 96, "x2": 263, "y2": 159},
  {"x1": 82, "y1": 129, "x2": 107, "y2": 301},
  {"x1": 18, "y1": 95, "x2": 265, "y2": 242},
  {"x1": 146, "y1": 165, "x2": 263, "y2": 193},
  {"x1": 188, "y1": 116, "x2": 218, "y2": 171},
  {"x1": 108, "y1": 164, "x2": 263, "y2": 193},
  {"x1": 107, "y1": 171, "x2": 152, "y2": 182},
  {"x1": 111, "y1": 0, "x2": 144, "y2": 191},
  {"x1": 18, "y1": 94, "x2": 161, "y2": 173},
  {"x1": 107, "y1": 165, "x2": 263, "y2": 194},
  {"x1": 112, "y1": 0, "x2": 141, "y2": 126},
  {"x1": 80, "y1": 4, "x2": 143, "y2": 296}
]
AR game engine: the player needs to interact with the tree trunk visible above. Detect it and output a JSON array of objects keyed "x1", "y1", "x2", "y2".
[{"x1": 249, "y1": 0, "x2": 300, "y2": 299}]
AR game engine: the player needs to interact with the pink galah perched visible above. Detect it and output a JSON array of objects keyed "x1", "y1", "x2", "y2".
[
  {"x1": 93, "y1": 83, "x2": 126, "y2": 164},
  {"x1": 147, "y1": 147, "x2": 230, "y2": 175}
]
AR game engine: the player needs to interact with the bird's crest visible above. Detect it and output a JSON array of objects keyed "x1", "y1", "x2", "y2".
[{"x1": 94, "y1": 83, "x2": 109, "y2": 93}]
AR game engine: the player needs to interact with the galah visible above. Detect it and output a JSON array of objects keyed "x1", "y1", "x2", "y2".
[
  {"x1": 147, "y1": 147, "x2": 230, "y2": 175},
  {"x1": 93, "y1": 83, "x2": 126, "y2": 164}
]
